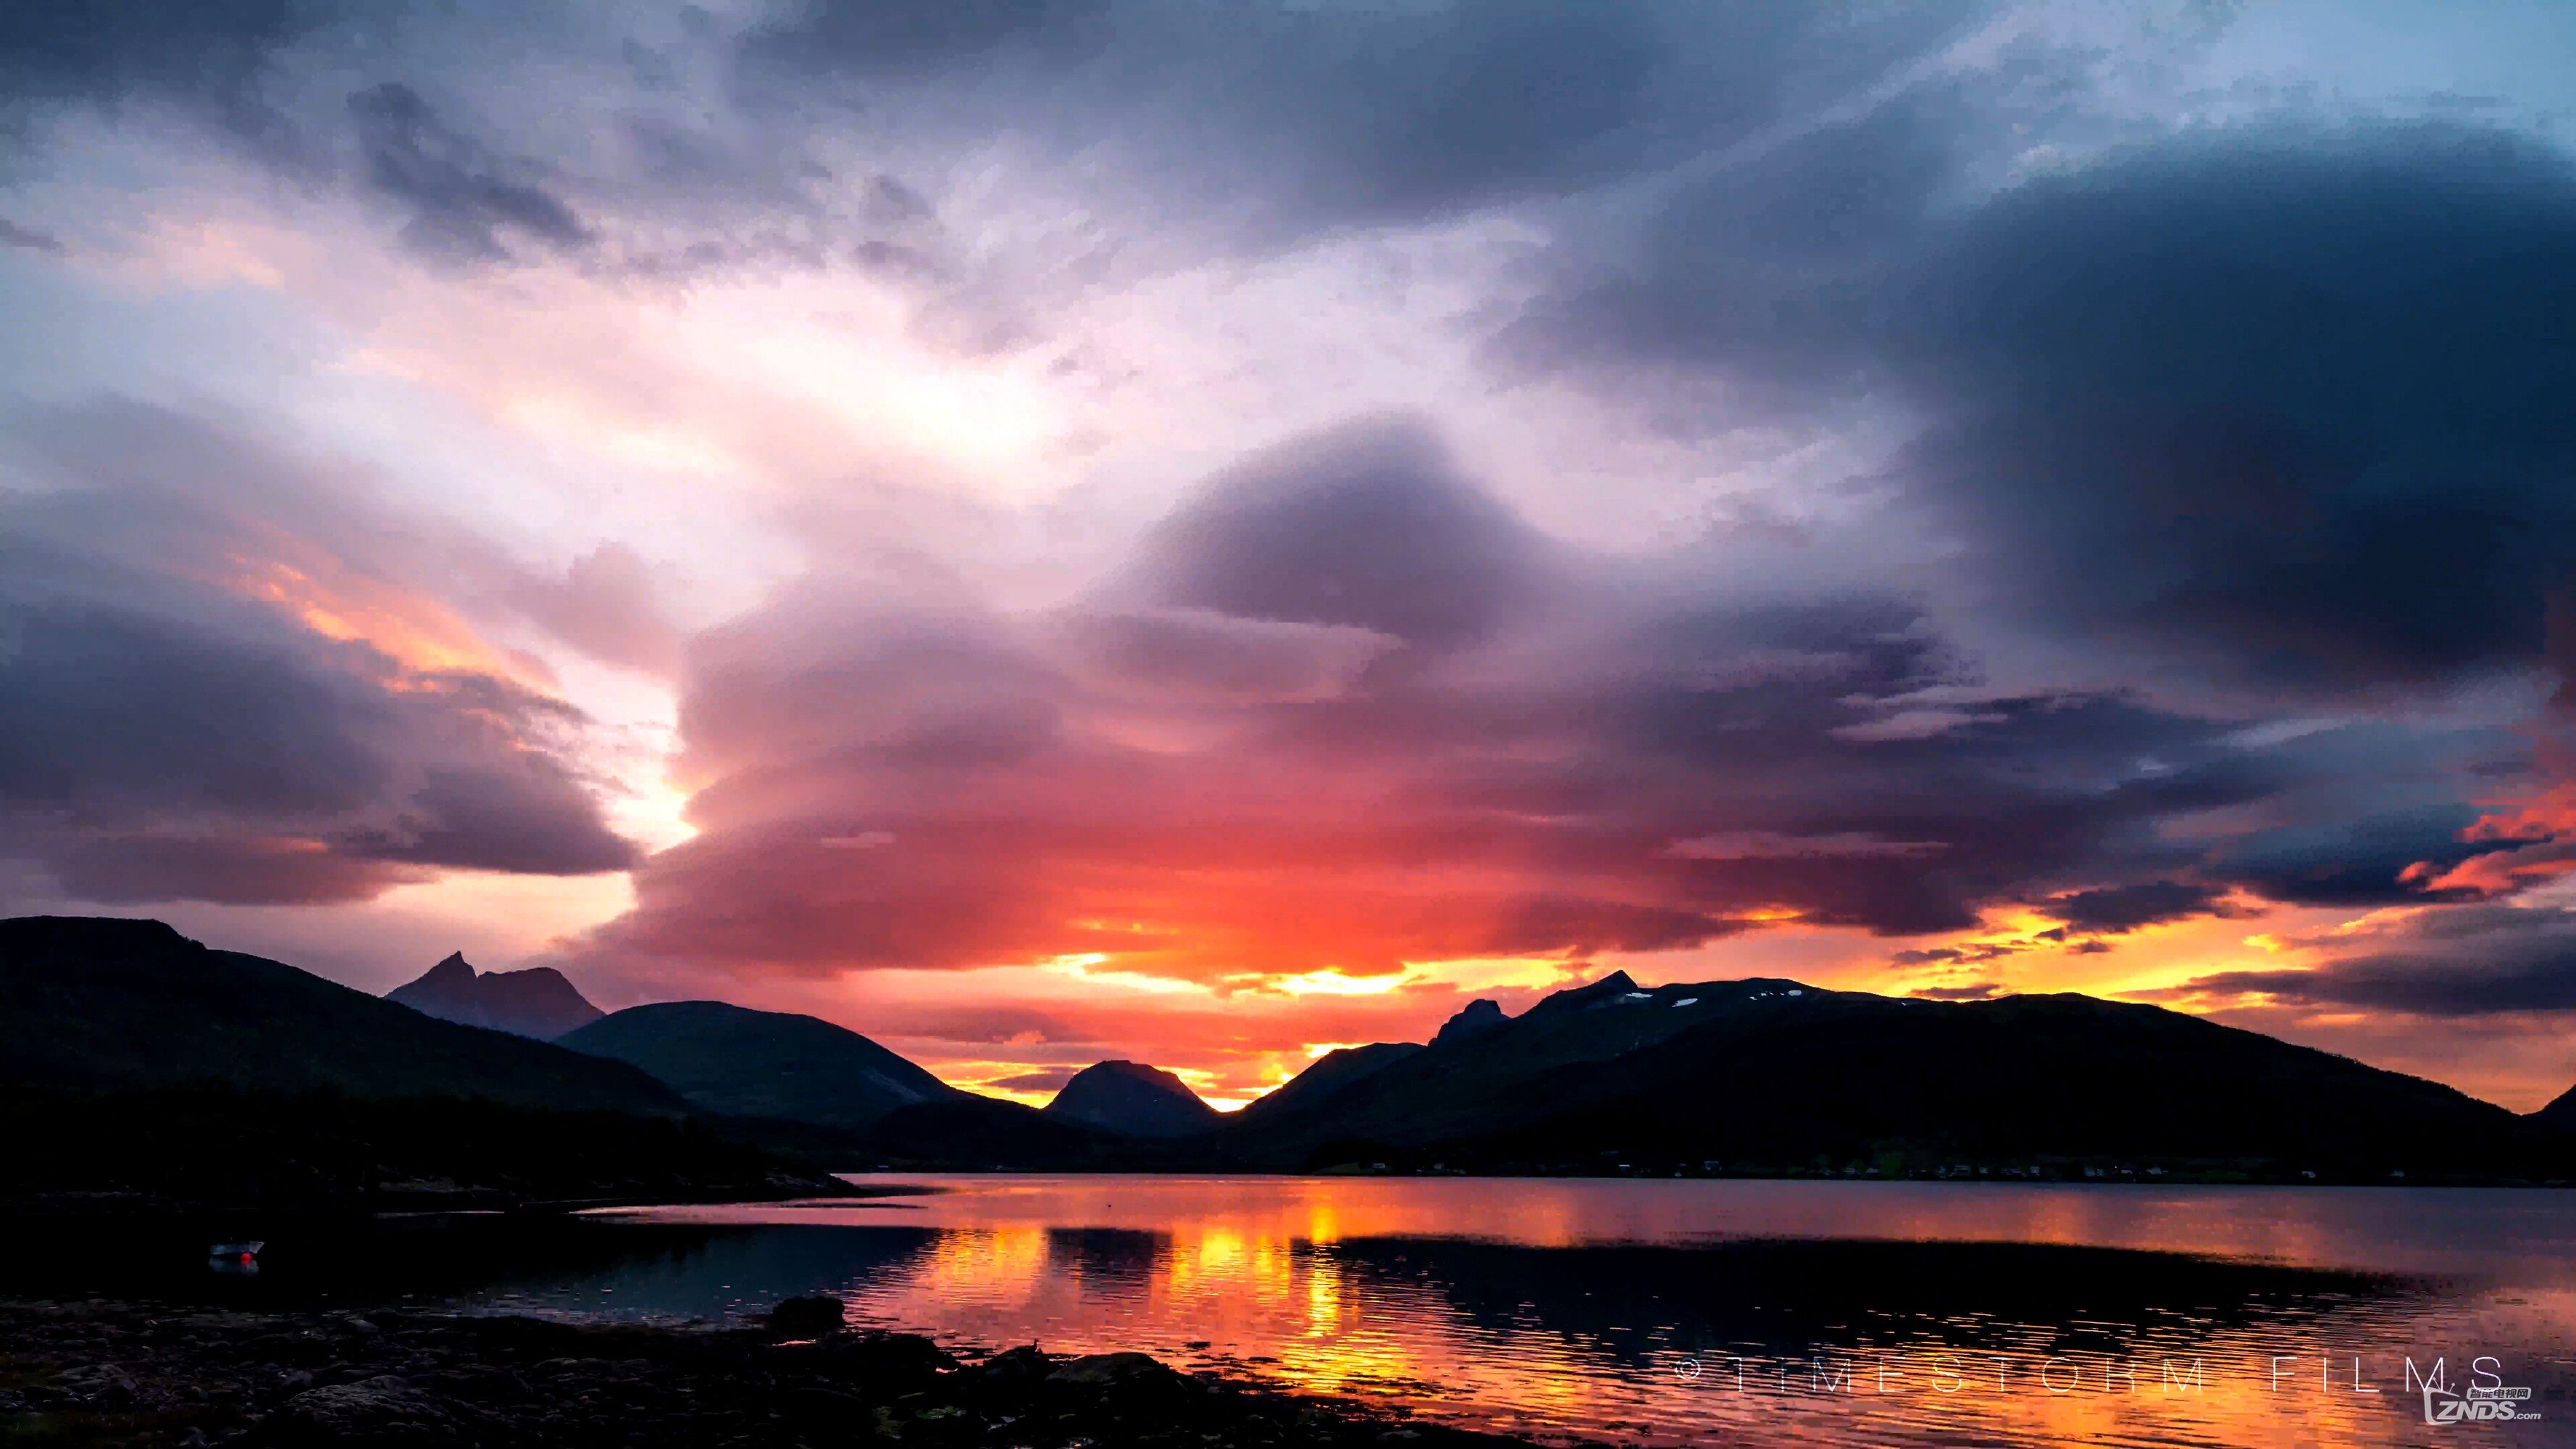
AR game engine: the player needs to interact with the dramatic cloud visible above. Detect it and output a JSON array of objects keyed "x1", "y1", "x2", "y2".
[
  {"x1": 0, "y1": 0, "x2": 322, "y2": 135},
  {"x1": 509, "y1": 544, "x2": 685, "y2": 679},
  {"x1": 347, "y1": 82, "x2": 590, "y2": 262},
  {"x1": 1903, "y1": 122, "x2": 2576, "y2": 697},
  {"x1": 741, "y1": 1, "x2": 1989, "y2": 233},
  {"x1": 2160, "y1": 902, "x2": 2576, "y2": 1019},
  {"x1": 1559, "y1": 117, "x2": 2576, "y2": 684},
  {"x1": 0, "y1": 401, "x2": 637, "y2": 904},
  {"x1": 8, "y1": 1, "x2": 2576, "y2": 1103},
  {"x1": 583, "y1": 416, "x2": 2484, "y2": 985},
  {"x1": 2037, "y1": 881, "x2": 2247, "y2": 935}
]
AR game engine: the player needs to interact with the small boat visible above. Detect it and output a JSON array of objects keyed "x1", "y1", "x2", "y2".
[{"x1": 209, "y1": 1241, "x2": 264, "y2": 1262}]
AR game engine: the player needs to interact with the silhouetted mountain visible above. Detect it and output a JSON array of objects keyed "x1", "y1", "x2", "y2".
[
  {"x1": 387, "y1": 951, "x2": 603, "y2": 1039},
  {"x1": 0, "y1": 916, "x2": 842, "y2": 1207},
  {"x1": 1431, "y1": 1000, "x2": 1504, "y2": 1045},
  {"x1": 1221, "y1": 973, "x2": 2574, "y2": 1182},
  {"x1": 1522, "y1": 969, "x2": 1641, "y2": 1016},
  {"x1": 1044, "y1": 1060, "x2": 1218, "y2": 1137},
  {"x1": 559, "y1": 1001, "x2": 961, "y2": 1132},
  {"x1": 2532, "y1": 1081, "x2": 2576, "y2": 1134},
  {"x1": 1234, "y1": 1043, "x2": 1421, "y2": 1125},
  {"x1": 0, "y1": 916, "x2": 685, "y2": 1115}
]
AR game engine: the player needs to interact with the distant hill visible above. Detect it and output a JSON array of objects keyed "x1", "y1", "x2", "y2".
[
  {"x1": 1219, "y1": 973, "x2": 2576, "y2": 1182},
  {"x1": 1044, "y1": 1060, "x2": 1219, "y2": 1137},
  {"x1": 388, "y1": 951, "x2": 603, "y2": 1039},
  {"x1": 0, "y1": 916, "x2": 687, "y2": 1115},
  {"x1": 559, "y1": 1001, "x2": 961, "y2": 1132}
]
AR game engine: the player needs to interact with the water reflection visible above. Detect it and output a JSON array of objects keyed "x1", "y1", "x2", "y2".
[{"x1": 516, "y1": 1177, "x2": 2576, "y2": 1446}]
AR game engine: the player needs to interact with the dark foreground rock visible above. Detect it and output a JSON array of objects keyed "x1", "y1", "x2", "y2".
[{"x1": 0, "y1": 1299, "x2": 1547, "y2": 1448}]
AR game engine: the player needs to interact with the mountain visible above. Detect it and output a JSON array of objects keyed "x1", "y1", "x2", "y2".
[
  {"x1": 1521, "y1": 969, "x2": 1644, "y2": 1016},
  {"x1": 0, "y1": 916, "x2": 840, "y2": 1207},
  {"x1": 1234, "y1": 1043, "x2": 1421, "y2": 1125},
  {"x1": 0, "y1": 916, "x2": 687, "y2": 1114},
  {"x1": 1219, "y1": 973, "x2": 2575, "y2": 1182},
  {"x1": 2533, "y1": 1082, "x2": 2576, "y2": 1134},
  {"x1": 1431, "y1": 999, "x2": 1504, "y2": 1045},
  {"x1": 541, "y1": 999, "x2": 1137, "y2": 1171},
  {"x1": 387, "y1": 951, "x2": 604, "y2": 1038},
  {"x1": 1043, "y1": 1060, "x2": 1220, "y2": 1137},
  {"x1": 559, "y1": 1001, "x2": 961, "y2": 1132}
]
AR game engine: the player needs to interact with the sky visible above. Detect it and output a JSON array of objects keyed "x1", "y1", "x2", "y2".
[{"x1": 6, "y1": 1, "x2": 2576, "y2": 1111}]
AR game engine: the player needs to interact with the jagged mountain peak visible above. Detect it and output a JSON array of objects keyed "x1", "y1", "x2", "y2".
[{"x1": 388, "y1": 953, "x2": 603, "y2": 1040}]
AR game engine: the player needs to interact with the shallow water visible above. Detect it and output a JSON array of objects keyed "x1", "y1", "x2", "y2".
[{"x1": 424, "y1": 1174, "x2": 2576, "y2": 1445}]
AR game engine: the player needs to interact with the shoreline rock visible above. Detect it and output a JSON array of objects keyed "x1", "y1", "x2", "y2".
[{"x1": 0, "y1": 1298, "x2": 1555, "y2": 1448}]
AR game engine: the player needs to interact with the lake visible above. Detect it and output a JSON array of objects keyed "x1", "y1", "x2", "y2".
[{"x1": 426, "y1": 1174, "x2": 2576, "y2": 1447}]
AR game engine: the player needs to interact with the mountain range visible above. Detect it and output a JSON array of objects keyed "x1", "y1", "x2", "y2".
[
  {"x1": 1, "y1": 917, "x2": 677, "y2": 1114},
  {"x1": 13, "y1": 914, "x2": 2576, "y2": 1190},
  {"x1": 1208, "y1": 973, "x2": 2572, "y2": 1180},
  {"x1": 0, "y1": 916, "x2": 842, "y2": 1208}
]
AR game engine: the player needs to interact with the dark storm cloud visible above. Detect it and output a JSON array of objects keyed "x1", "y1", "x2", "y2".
[
  {"x1": 0, "y1": 400, "x2": 637, "y2": 904},
  {"x1": 1526, "y1": 112, "x2": 2576, "y2": 698},
  {"x1": 2162, "y1": 903, "x2": 2576, "y2": 1018},
  {"x1": 10, "y1": 4, "x2": 2567, "y2": 977},
  {"x1": 348, "y1": 82, "x2": 590, "y2": 262},
  {"x1": 4, "y1": 6, "x2": 614, "y2": 266},
  {"x1": 0, "y1": 584, "x2": 390, "y2": 817},
  {"x1": 1118, "y1": 420, "x2": 1561, "y2": 650},
  {"x1": 584, "y1": 415, "x2": 2472, "y2": 980},
  {"x1": 1237, "y1": 0, "x2": 1983, "y2": 227},
  {"x1": 1505, "y1": 76, "x2": 2010, "y2": 392},
  {"x1": 2036, "y1": 880, "x2": 2244, "y2": 934},
  {"x1": 1913, "y1": 982, "x2": 2005, "y2": 1001},
  {"x1": 330, "y1": 761, "x2": 637, "y2": 876},
  {"x1": 35, "y1": 836, "x2": 424, "y2": 908},
  {"x1": 989, "y1": 1067, "x2": 1079, "y2": 1093},
  {"x1": 0, "y1": 0, "x2": 312, "y2": 94},
  {"x1": 0, "y1": 0, "x2": 324, "y2": 150},
  {"x1": 0, "y1": 569, "x2": 635, "y2": 900},
  {"x1": 17, "y1": 3, "x2": 1992, "y2": 285},
  {"x1": 1902, "y1": 122, "x2": 2576, "y2": 695},
  {"x1": 2207, "y1": 802, "x2": 2503, "y2": 907}
]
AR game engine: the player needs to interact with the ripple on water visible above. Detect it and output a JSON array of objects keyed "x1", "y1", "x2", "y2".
[{"x1": 440, "y1": 1177, "x2": 2576, "y2": 1448}]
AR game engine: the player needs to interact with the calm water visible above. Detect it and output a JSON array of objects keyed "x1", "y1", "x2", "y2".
[{"x1": 442, "y1": 1175, "x2": 2576, "y2": 1447}]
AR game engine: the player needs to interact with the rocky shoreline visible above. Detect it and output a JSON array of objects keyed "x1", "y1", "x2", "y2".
[{"x1": 0, "y1": 1298, "x2": 1548, "y2": 1448}]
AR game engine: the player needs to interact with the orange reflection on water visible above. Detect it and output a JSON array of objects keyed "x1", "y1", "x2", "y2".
[{"x1": 612, "y1": 1176, "x2": 2576, "y2": 1448}]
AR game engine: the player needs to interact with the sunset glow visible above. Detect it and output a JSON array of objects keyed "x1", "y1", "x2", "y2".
[{"x1": 6, "y1": 0, "x2": 2576, "y2": 1119}]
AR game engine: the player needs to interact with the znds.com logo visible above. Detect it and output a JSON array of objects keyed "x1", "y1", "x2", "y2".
[{"x1": 2418, "y1": 1357, "x2": 2538, "y2": 1426}]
